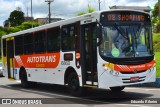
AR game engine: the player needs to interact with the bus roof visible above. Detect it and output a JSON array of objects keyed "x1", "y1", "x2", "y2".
[{"x1": 2, "y1": 9, "x2": 149, "y2": 39}]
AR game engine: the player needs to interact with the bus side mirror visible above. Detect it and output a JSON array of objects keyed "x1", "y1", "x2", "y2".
[{"x1": 96, "y1": 24, "x2": 102, "y2": 46}]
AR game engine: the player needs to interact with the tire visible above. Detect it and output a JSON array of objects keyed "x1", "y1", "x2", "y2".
[
  {"x1": 110, "y1": 86, "x2": 125, "y2": 92},
  {"x1": 68, "y1": 72, "x2": 83, "y2": 96},
  {"x1": 20, "y1": 70, "x2": 29, "y2": 88}
]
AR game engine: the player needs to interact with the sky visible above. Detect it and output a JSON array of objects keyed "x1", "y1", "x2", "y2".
[{"x1": 0, "y1": 0, "x2": 158, "y2": 26}]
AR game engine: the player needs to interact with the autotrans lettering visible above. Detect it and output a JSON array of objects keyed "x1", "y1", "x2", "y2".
[
  {"x1": 27, "y1": 56, "x2": 56, "y2": 63},
  {"x1": 14, "y1": 53, "x2": 60, "y2": 68}
]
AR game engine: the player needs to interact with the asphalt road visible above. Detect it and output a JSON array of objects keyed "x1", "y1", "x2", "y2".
[{"x1": 0, "y1": 76, "x2": 160, "y2": 107}]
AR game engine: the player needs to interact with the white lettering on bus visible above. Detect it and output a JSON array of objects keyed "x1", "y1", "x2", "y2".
[
  {"x1": 129, "y1": 65, "x2": 145, "y2": 69},
  {"x1": 27, "y1": 56, "x2": 56, "y2": 63}
]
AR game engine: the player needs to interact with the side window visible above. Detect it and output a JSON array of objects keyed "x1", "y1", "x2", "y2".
[
  {"x1": 34, "y1": 30, "x2": 46, "y2": 53},
  {"x1": 15, "y1": 35, "x2": 23, "y2": 55},
  {"x1": 62, "y1": 24, "x2": 76, "y2": 51},
  {"x1": 24, "y1": 33, "x2": 34, "y2": 54},
  {"x1": 47, "y1": 27, "x2": 60, "y2": 52},
  {"x1": 3, "y1": 39, "x2": 6, "y2": 57}
]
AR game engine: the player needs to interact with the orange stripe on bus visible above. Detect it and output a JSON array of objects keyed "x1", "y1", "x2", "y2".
[
  {"x1": 14, "y1": 52, "x2": 60, "y2": 68},
  {"x1": 114, "y1": 60, "x2": 155, "y2": 72}
]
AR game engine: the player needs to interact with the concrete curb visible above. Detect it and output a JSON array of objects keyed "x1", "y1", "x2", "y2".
[{"x1": 131, "y1": 78, "x2": 160, "y2": 87}]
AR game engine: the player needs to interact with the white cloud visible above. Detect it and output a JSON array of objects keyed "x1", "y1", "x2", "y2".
[{"x1": 0, "y1": 0, "x2": 157, "y2": 26}]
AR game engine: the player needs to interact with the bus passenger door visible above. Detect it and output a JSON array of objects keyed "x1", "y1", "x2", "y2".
[
  {"x1": 81, "y1": 23, "x2": 98, "y2": 86},
  {"x1": 6, "y1": 39, "x2": 15, "y2": 79}
]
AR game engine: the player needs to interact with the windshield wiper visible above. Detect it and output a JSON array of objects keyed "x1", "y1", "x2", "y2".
[
  {"x1": 113, "y1": 23, "x2": 128, "y2": 40},
  {"x1": 137, "y1": 23, "x2": 143, "y2": 38}
]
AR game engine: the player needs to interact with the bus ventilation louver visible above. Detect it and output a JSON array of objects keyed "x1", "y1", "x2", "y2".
[{"x1": 120, "y1": 70, "x2": 146, "y2": 74}]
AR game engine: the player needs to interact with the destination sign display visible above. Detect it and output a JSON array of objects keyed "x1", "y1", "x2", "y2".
[{"x1": 101, "y1": 11, "x2": 150, "y2": 22}]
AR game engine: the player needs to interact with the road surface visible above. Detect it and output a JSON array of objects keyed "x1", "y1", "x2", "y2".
[{"x1": 0, "y1": 77, "x2": 160, "y2": 107}]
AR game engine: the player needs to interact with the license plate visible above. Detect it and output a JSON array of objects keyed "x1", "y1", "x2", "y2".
[{"x1": 130, "y1": 76, "x2": 140, "y2": 81}]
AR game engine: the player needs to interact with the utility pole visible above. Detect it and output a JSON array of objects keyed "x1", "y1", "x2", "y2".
[
  {"x1": 45, "y1": 0, "x2": 54, "y2": 23},
  {"x1": 27, "y1": 7, "x2": 28, "y2": 17},
  {"x1": 31, "y1": 0, "x2": 32, "y2": 18},
  {"x1": 98, "y1": 0, "x2": 101, "y2": 11},
  {"x1": 31, "y1": 0, "x2": 33, "y2": 28}
]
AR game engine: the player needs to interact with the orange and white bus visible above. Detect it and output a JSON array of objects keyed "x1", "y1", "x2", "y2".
[{"x1": 1, "y1": 10, "x2": 156, "y2": 96}]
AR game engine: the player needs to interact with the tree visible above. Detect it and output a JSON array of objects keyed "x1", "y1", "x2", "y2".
[
  {"x1": 152, "y1": 2, "x2": 158, "y2": 24},
  {"x1": 87, "y1": 4, "x2": 95, "y2": 13},
  {"x1": 77, "y1": 4, "x2": 95, "y2": 16},
  {"x1": 152, "y1": 2, "x2": 160, "y2": 32},
  {"x1": 77, "y1": 12, "x2": 87, "y2": 16},
  {"x1": 152, "y1": 2, "x2": 158, "y2": 18},
  {"x1": 9, "y1": 10, "x2": 24, "y2": 27},
  {"x1": 20, "y1": 21, "x2": 39, "y2": 30}
]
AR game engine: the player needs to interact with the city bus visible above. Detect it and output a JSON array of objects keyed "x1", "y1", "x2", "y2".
[{"x1": 1, "y1": 9, "x2": 156, "y2": 96}]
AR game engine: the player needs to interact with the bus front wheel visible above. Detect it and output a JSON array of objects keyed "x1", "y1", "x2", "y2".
[
  {"x1": 110, "y1": 86, "x2": 125, "y2": 92},
  {"x1": 68, "y1": 72, "x2": 83, "y2": 96}
]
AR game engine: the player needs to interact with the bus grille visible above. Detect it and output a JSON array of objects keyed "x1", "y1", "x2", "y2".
[
  {"x1": 120, "y1": 70, "x2": 146, "y2": 74},
  {"x1": 122, "y1": 76, "x2": 146, "y2": 84}
]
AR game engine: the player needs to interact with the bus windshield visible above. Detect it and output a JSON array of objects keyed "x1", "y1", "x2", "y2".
[{"x1": 99, "y1": 23, "x2": 153, "y2": 58}]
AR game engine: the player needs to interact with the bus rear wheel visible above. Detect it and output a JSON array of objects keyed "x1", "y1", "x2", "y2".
[
  {"x1": 68, "y1": 72, "x2": 83, "y2": 96},
  {"x1": 110, "y1": 86, "x2": 125, "y2": 92},
  {"x1": 20, "y1": 70, "x2": 29, "y2": 88}
]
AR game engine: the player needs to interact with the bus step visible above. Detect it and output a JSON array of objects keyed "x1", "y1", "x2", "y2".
[
  {"x1": 83, "y1": 85, "x2": 97, "y2": 88},
  {"x1": 8, "y1": 78, "x2": 15, "y2": 81}
]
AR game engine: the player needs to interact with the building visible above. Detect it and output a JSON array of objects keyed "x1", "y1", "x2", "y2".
[
  {"x1": 3, "y1": 20, "x2": 10, "y2": 28},
  {"x1": 35, "y1": 18, "x2": 64, "y2": 26},
  {"x1": 3, "y1": 17, "x2": 34, "y2": 28},
  {"x1": 110, "y1": 6, "x2": 152, "y2": 13},
  {"x1": 24, "y1": 17, "x2": 33, "y2": 22}
]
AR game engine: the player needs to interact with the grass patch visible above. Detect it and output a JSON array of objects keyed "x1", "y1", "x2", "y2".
[
  {"x1": 153, "y1": 33, "x2": 160, "y2": 77},
  {"x1": 155, "y1": 52, "x2": 160, "y2": 77},
  {"x1": 153, "y1": 33, "x2": 160, "y2": 52}
]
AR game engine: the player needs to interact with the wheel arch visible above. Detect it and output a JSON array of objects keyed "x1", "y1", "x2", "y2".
[{"x1": 64, "y1": 66, "x2": 77, "y2": 85}]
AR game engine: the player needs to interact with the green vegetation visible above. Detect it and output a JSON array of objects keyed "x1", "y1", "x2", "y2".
[
  {"x1": 153, "y1": 33, "x2": 160, "y2": 77},
  {"x1": 153, "y1": 33, "x2": 160, "y2": 52},
  {"x1": 77, "y1": 4, "x2": 95, "y2": 16},
  {"x1": 0, "y1": 21, "x2": 39, "y2": 52},
  {"x1": 155, "y1": 52, "x2": 160, "y2": 77},
  {"x1": 152, "y1": 2, "x2": 160, "y2": 33},
  {"x1": 9, "y1": 10, "x2": 24, "y2": 27}
]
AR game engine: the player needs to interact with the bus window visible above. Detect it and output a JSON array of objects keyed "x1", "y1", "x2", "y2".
[
  {"x1": 15, "y1": 35, "x2": 24, "y2": 55},
  {"x1": 34, "y1": 30, "x2": 46, "y2": 53},
  {"x1": 3, "y1": 39, "x2": 6, "y2": 57},
  {"x1": 24, "y1": 33, "x2": 34, "y2": 54},
  {"x1": 47, "y1": 27, "x2": 60, "y2": 52},
  {"x1": 62, "y1": 24, "x2": 76, "y2": 51}
]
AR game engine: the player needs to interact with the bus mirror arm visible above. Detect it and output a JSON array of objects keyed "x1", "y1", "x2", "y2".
[
  {"x1": 97, "y1": 38, "x2": 102, "y2": 46},
  {"x1": 96, "y1": 20, "x2": 102, "y2": 39}
]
